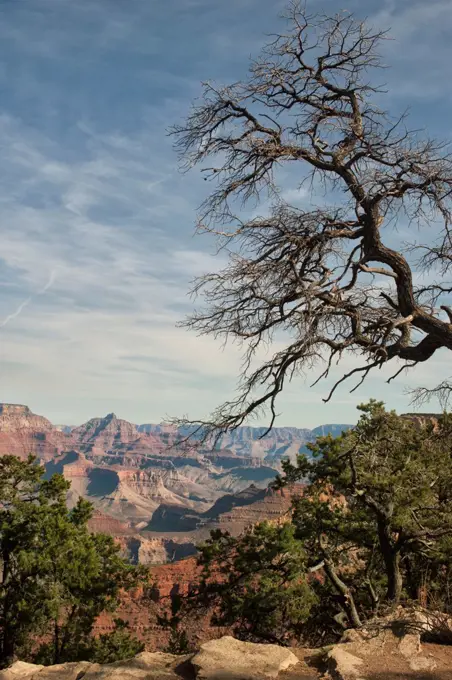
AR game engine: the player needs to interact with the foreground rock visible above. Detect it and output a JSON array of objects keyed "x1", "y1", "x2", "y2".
[
  {"x1": 0, "y1": 654, "x2": 185, "y2": 680},
  {"x1": 82, "y1": 652, "x2": 188, "y2": 679},
  {"x1": 325, "y1": 610, "x2": 452, "y2": 679},
  {"x1": 326, "y1": 647, "x2": 364, "y2": 680},
  {"x1": 192, "y1": 636, "x2": 299, "y2": 680},
  {"x1": 0, "y1": 661, "x2": 44, "y2": 679},
  {"x1": 0, "y1": 637, "x2": 300, "y2": 680}
]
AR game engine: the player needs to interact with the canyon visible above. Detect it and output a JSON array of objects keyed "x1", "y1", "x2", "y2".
[{"x1": 0, "y1": 403, "x2": 351, "y2": 565}]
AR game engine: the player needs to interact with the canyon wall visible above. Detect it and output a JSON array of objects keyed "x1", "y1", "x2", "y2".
[{"x1": 0, "y1": 403, "x2": 352, "y2": 564}]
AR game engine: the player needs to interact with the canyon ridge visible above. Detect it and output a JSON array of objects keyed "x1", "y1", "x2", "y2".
[{"x1": 0, "y1": 403, "x2": 351, "y2": 565}]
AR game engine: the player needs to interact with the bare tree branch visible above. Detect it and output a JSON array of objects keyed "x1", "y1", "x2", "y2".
[
  {"x1": 410, "y1": 380, "x2": 452, "y2": 410},
  {"x1": 170, "y1": 1, "x2": 452, "y2": 440}
]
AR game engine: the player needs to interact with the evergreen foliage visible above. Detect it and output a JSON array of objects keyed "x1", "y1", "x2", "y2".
[
  {"x1": 0, "y1": 455, "x2": 142, "y2": 668},
  {"x1": 157, "y1": 592, "x2": 192, "y2": 654},
  {"x1": 187, "y1": 403, "x2": 452, "y2": 643},
  {"x1": 283, "y1": 401, "x2": 452, "y2": 624},
  {"x1": 80, "y1": 619, "x2": 144, "y2": 665},
  {"x1": 193, "y1": 522, "x2": 316, "y2": 644}
]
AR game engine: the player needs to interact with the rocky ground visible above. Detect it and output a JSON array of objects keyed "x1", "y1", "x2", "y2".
[
  {"x1": 0, "y1": 636, "x2": 317, "y2": 680},
  {"x1": 325, "y1": 610, "x2": 452, "y2": 680},
  {"x1": 2, "y1": 623, "x2": 452, "y2": 680}
]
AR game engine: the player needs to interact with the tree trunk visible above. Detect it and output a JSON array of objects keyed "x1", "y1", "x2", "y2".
[
  {"x1": 0, "y1": 557, "x2": 15, "y2": 669},
  {"x1": 387, "y1": 552, "x2": 403, "y2": 603},
  {"x1": 403, "y1": 556, "x2": 421, "y2": 602},
  {"x1": 53, "y1": 620, "x2": 60, "y2": 665},
  {"x1": 323, "y1": 558, "x2": 362, "y2": 628},
  {"x1": 1, "y1": 631, "x2": 15, "y2": 669},
  {"x1": 418, "y1": 585, "x2": 428, "y2": 608},
  {"x1": 366, "y1": 579, "x2": 380, "y2": 615},
  {"x1": 378, "y1": 521, "x2": 403, "y2": 604}
]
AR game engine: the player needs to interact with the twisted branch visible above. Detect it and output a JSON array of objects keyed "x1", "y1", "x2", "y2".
[{"x1": 170, "y1": 2, "x2": 452, "y2": 439}]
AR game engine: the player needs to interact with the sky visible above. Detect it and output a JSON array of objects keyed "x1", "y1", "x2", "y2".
[{"x1": 0, "y1": 0, "x2": 451, "y2": 428}]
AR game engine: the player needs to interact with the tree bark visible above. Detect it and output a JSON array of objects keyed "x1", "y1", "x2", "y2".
[
  {"x1": 323, "y1": 558, "x2": 362, "y2": 628},
  {"x1": 377, "y1": 521, "x2": 403, "y2": 603},
  {"x1": 0, "y1": 553, "x2": 15, "y2": 669},
  {"x1": 1, "y1": 635, "x2": 15, "y2": 669},
  {"x1": 53, "y1": 619, "x2": 60, "y2": 665},
  {"x1": 366, "y1": 579, "x2": 380, "y2": 615}
]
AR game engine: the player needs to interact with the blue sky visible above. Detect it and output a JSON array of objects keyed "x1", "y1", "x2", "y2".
[{"x1": 0, "y1": 0, "x2": 450, "y2": 427}]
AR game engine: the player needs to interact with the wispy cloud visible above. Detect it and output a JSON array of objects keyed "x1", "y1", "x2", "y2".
[
  {"x1": 0, "y1": 268, "x2": 57, "y2": 328},
  {"x1": 0, "y1": 298, "x2": 33, "y2": 329},
  {"x1": 0, "y1": 0, "x2": 450, "y2": 426}
]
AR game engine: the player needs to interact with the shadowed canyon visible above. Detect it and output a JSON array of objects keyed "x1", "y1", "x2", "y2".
[{"x1": 0, "y1": 403, "x2": 351, "y2": 565}]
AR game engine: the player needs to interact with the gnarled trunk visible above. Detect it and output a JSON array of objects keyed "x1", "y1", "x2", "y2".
[
  {"x1": 323, "y1": 557, "x2": 362, "y2": 628},
  {"x1": 0, "y1": 630, "x2": 15, "y2": 670},
  {"x1": 378, "y1": 521, "x2": 403, "y2": 604}
]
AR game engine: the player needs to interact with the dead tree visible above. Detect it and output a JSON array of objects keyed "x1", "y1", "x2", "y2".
[{"x1": 171, "y1": 1, "x2": 452, "y2": 438}]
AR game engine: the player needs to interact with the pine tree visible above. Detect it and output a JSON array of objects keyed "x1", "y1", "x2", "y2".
[
  {"x1": 0, "y1": 455, "x2": 142, "y2": 667},
  {"x1": 0, "y1": 455, "x2": 70, "y2": 665},
  {"x1": 192, "y1": 522, "x2": 316, "y2": 645},
  {"x1": 189, "y1": 403, "x2": 452, "y2": 641},
  {"x1": 280, "y1": 401, "x2": 452, "y2": 618}
]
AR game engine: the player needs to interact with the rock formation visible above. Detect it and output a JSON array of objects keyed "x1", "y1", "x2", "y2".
[
  {"x1": 148, "y1": 484, "x2": 304, "y2": 536},
  {"x1": 0, "y1": 403, "x2": 351, "y2": 563},
  {"x1": 73, "y1": 413, "x2": 145, "y2": 451},
  {"x1": 402, "y1": 412, "x2": 441, "y2": 430},
  {"x1": 120, "y1": 535, "x2": 197, "y2": 565},
  {"x1": 192, "y1": 637, "x2": 299, "y2": 679},
  {"x1": 2, "y1": 623, "x2": 452, "y2": 680},
  {"x1": 139, "y1": 422, "x2": 352, "y2": 464},
  {"x1": 0, "y1": 638, "x2": 303, "y2": 680},
  {"x1": 0, "y1": 404, "x2": 73, "y2": 461},
  {"x1": 87, "y1": 510, "x2": 131, "y2": 535}
]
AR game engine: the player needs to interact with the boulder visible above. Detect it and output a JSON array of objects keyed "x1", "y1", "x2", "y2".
[
  {"x1": 409, "y1": 655, "x2": 437, "y2": 672},
  {"x1": 32, "y1": 662, "x2": 93, "y2": 679},
  {"x1": 398, "y1": 631, "x2": 421, "y2": 658},
  {"x1": 82, "y1": 651, "x2": 185, "y2": 679},
  {"x1": 191, "y1": 636, "x2": 299, "y2": 680},
  {"x1": 0, "y1": 662, "x2": 44, "y2": 679},
  {"x1": 326, "y1": 647, "x2": 364, "y2": 680},
  {"x1": 0, "y1": 653, "x2": 187, "y2": 680}
]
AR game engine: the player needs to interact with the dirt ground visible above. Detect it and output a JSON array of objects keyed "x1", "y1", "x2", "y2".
[
  {"x1": 364, "y1": 642, "x2": 452, "y2": 680},
  {"x1": 175, "y1": 638, "x2": 452, "y2": 680},
  {"x1": 284, "y1": 641, "x2": 452, "y2": 680},
  {"x1": 280, "y1": 649, "x2": 322, "y2": 680}
]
